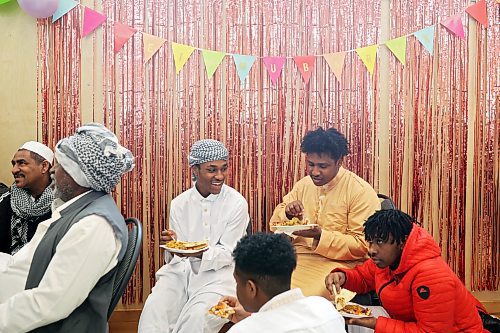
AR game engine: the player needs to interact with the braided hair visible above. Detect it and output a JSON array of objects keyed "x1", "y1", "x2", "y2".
[{"x1": 364, "y1": 209, "x2": 416, "y2": 244}]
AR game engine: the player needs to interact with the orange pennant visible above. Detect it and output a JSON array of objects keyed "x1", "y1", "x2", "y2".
[
  {"x1": 293, "y1": 56, "x2": 315, "y2": 84},
  {"x1": 143, "y1": 33, "x2": 166, "y2": 63},
  {"x1": 465, "y1": 0, "x2": 488, "y2": 27},
  {"x1": 324, "y1": 52, "x2": 346, "y2": 81}
]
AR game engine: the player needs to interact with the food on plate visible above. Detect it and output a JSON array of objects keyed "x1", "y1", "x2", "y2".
[
  {"x1": 333, "y1": 288, "x2": 357, "y2": 310},
  {"x1": 272, "y1": 217, "x2": 310, "y2": 227},
  {"x1": 164, "y1": 240, "x2": 208, "y2": 251},
  {"x1": 208, "y1": 301, "x2": 235, "y2": 319},
  {"x1": 341, "y1": 304, "x2": 372, "y2": 316}
]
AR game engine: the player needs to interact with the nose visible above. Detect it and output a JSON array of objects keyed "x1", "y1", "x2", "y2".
[
  {"x1": 214, "y1": 170, "x2": 225, "y2": 180},
  {"x1": 310, "y1": 166, "x2": 320, "y2": 177},
  {"x1": 368, "y1": 243, "x2": 377, "y2": 257},
  {"x1": 11, "y1": 164, "x2": 19, "y2": 175}
]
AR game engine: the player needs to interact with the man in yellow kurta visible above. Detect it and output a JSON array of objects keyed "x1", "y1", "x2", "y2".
[{"x1": 270, "y1": 127, "x2": 380, "y2": 298}]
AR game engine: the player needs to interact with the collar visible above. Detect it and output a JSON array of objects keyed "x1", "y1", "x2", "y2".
[
  {"x1": 259, "y1": 288, "x2": 305, "y2": 313},
  {"x1": 318, "y1": 166, "x2": 346, "y2": 193},
  {"x1": 190, "y1": 183, "x2": 222, "y2": 202},
  {"x1": 51, "y1": 190, "x2": 92, "y2": 215}
]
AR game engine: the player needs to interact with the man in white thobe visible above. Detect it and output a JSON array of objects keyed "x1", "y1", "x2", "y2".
[{"x1": 138, "y1": 139, "x2": 249, "y2": 333}]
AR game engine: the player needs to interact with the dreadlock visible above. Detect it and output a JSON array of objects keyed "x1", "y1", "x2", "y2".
[
  {"x1": 300, "y1": 127, "x2": 349, "y2": 161},
  {"x1": 364, "y1": 209, "x2": 416, "y2": 245}
]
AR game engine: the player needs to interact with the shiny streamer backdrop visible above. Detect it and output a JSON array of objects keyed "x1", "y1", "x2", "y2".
[{"x1": 36, "y1": 0, "x2": 499, "y2": 307}]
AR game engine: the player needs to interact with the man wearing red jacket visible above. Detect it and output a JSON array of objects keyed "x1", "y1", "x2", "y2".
[{"x1": 325, "y1": 209, "x2": 490, "y2": 333}]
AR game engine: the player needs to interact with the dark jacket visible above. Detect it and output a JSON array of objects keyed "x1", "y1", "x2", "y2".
[
  {"x1": 0, "y1": 191, "x2": 52, "y2": 254},
  {"x1": 337, "y1": 226, "x2": 487, "y2": 333}
]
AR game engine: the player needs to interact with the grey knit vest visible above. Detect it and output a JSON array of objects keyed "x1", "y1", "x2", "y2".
[{"x1": 25, "y1": 191, "x2": 127, "y2": 333}]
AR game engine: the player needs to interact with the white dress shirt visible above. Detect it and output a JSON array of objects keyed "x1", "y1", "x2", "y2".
[
  {"x1": 0, "y1": 191, "x2": 121, "y2": 332},
  {"x1": 228, "y1": 289, "x2": 346, "y2": 333}
]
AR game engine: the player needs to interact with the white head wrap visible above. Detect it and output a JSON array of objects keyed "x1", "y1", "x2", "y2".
[
  {"x1": 188, "y1": 139, "x2": 228, "y2": 167},
  {"x1": 19, "y1": 141, "x2": 54, "y2": 164},
  {"x1": 55, "y1": 123, "x2": 135, "y2": 193}
]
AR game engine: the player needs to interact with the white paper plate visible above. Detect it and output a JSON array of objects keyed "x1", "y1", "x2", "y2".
[
  {"x1": 160, "y1": 244, "x2": 209, "y2": 254},
  {"x1": 338, "y1": 302, "x2": 373, "y2": 318},
  {"x1": 273, "y1": 224, "x2": 318, "y2": 232}
]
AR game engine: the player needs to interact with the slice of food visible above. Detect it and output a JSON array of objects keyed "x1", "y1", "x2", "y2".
[
  {"x1": 341, "y1": 303, "x2": 372, "y2": 316},
  {"x1": 334, "y1": 288, "x2": 357, "y2": 311},
  {"x1": 165, "y1": 240, "x2": 208, "y2": 250},
  {"x1": 208, "y1": 301, "x2": 235, "y2": 319}
]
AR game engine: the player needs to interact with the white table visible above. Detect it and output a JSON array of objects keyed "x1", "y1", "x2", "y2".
[{"x1": 347, "y1": 306, "x2": 389, "y2": 333}]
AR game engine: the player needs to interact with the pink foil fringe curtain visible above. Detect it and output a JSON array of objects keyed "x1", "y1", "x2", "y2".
[{"x1": 36, "y1": 0, "x2": 499, "y2": 306}]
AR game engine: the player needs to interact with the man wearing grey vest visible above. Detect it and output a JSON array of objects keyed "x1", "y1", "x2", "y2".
[{"x1": 0, "y1": 123, "x2": 134, "y2": 332}]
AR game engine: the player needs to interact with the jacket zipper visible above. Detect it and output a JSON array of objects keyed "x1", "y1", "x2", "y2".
[{"x1": 377, "y1": 277, "x2": 395, "y2": 308}]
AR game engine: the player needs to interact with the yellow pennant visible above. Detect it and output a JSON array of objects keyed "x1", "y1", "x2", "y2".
[
  {"x1": 355, "y1": 44, "x2": 378, "y2": 74},
  {"x1": 143, "y1": 33, "x2": 166, "y2": 63},
  {"x1": 172, "y1": 42, "x2": 195, "y2": 74},
  {"x1": 323, "y1": 52, "x2": 347, "y2": 81},
  {"x1": 385, "y1": 36, "x2": 407, "y2": 65}
]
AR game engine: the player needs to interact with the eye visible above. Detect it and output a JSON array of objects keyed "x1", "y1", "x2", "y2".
[
  {"x1": 207, "y1": 168, "x2": 216, "y2": 173},
  {"x1": 221, "y1": 166, "x2": 228, "y2": 172},
  {"x1": 377, "y1": 239, "x2": 384, "y2": 245}
]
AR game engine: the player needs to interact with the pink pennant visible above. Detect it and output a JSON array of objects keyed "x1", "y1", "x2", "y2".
[
  {"x1": 440, "y1": 15, "x2": 465, "y2": 39},
  {"x1": 293, "y1": 56, "x2": 316, "y2": 84},
  {"x1": 82, "y1": 7, "x2": 107, "y2": 37},
  {"x1": 114, "y1": 22, "x2": 136, "y2": 53},
  {"x1": 465, "y1": 0, "x2": 488, "y2": 27},
  {"x1": 263, "y1": 57, "x2": 286, "y2": 86}
]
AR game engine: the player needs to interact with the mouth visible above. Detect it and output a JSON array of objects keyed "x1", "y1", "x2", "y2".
[
  {"x1": 211, "y1": 181, "x2": 223, "y2": 187},
  {"x1": 311, "y1": 177, "x2": 322, "y2": 184}
]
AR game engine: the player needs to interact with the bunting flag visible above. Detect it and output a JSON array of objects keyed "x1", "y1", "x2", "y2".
[
  {"x1": 293, "y1": 56, "x2": 316, "y2": 84},
  {"x1": 113, "y1": 22, "x2": 136, "y2": 53},
  {"x1": 202, "y1": 50, "x2": 226, "y2": 79},
  {"x1": 82, "y1": 7, "x2": 106, "y2": 38},
  {"x1": 323, "y1": 52, "x2": 347, "y2": 81},
  {"x1": 355, "y1": 45, "x2": 378, "y2": 74},
  {"x1": 414, "y1": 26, "x2": 435, "y2": 54},
  {"x1": 262, "y1": 56, "x2": 286, "y2": 86},
  {"x1": 143, "y1": 33, "x2": 166, "y2": 63},
  {"x1": 52, "y1": 0, "x2": 79, "y2": 22},
  {"x1": 172, "y1": 42, "x2": 195, "y2": 74},
  {"x1": 465, "y1": 0, "x2": 488, "y2": 27},
  {"x1": 441, "y1": 15, "x2": 465, "y2": 39},
  {"x1": 232, "y1": 54, "x2": 256, "y2": 84},
  {"x1": 385, "y1": 36, "x2": 407, "y2": 65}
]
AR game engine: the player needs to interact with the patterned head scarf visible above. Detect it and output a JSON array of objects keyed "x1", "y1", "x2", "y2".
[
  {"x1": 188, "y1": 139, "x2": 228, "y2": 167},
  {"x1": 55, "y1": 123, "x2": 135, "y2": 193}
]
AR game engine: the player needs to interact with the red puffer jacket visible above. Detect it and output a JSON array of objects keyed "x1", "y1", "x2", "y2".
[{"x1": 337, "y1": 225, "x2": 488, "y2": 333}]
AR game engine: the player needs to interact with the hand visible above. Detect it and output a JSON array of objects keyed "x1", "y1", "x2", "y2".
[
  {"x1": 220, "y1": 296, "x2": 251, "y2": 324},
  {"x1": 344, "y1": 316, "x2": 377, "y2": 329},
  {"x1": 292, "y1": 226, "x2": 322, "y2": 240},
  {"x1": 285, "y1": 201, "x2": 304, "y2": 220},
  {"x1": 160, "y1": 229, "x2": 177, "y2": 242},
  {"x1": 325, "y1": 271, "x2": 346, "y2": 296}
]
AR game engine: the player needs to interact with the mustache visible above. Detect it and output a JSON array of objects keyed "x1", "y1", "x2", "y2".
[{"x1": 13, "y1": 173, "x2": 24, "y2": 178}]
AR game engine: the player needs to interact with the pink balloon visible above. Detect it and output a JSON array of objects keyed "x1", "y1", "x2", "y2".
[{"x1": 17, "y1": 0, "x2": 59, "y2": 19}]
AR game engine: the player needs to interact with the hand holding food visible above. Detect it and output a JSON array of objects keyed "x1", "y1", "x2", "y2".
[
  {"x1": 160, "y1": 229, "x2": 177, "y2": 242},
  {"x1": 208, "y1": 300, "x2": 236, "y2": 319},
  {"x1": 325, "y1": 271, "x2": 346, "y2": 295},
  {"x1": 284, "y1": 200, "x2": 304, "y2": 220}
]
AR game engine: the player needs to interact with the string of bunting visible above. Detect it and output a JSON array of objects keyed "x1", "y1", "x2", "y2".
[{"x1": 53, "y1": 0, "x2": 491, "y2": 86}]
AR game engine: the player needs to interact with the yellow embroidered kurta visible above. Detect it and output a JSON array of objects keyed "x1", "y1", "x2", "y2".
[{"x1": 270, "y1": 167, "x2": 380, "y2": 298}]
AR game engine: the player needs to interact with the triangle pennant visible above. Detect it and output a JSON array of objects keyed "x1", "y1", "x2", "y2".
[
  {"x1": 262, "y1": 56, "x2": 286, "y2": 86},
  {"x1": 355, "y1": 45, "x2": 378, "y2": 74},
  {"x1": 385, "y1": 36, "x2": 407, "y2": 65},
  {"x1": 414, "y1": 26, "x2": 435, "y2": 54},
  {"x1": 201, "y1": 50, "x2": 226, "y2": 79},
  {"x1": 323, "y1": 52, "x2": 347, "y2": 81},
  {"x1": 143, "y1": 33, "x2": 166, "y2": 63},
  {"x1": 82, "y1": 7, "x2": 107, "y2": 37},
  {"x1": 441, "y1": 15, "x2": 465, "y2": 39},
  {"x1": 52, "y1": 0, "x2": 79, "y2": 22},
  {"x1": 465, "y1": 0, "x2": 488, "y2": 27},
  {"x1": 293, "y1": 56, "x2": 316, "y2": 84},
  {"x1": 113, "y1": 22, "x2": 136, "y2": 53},
  {"x1": 233, "y1": 54, "x2": 256, "y2": 84},
  {"x1": 172, "y1": 42, "x2": 195, "y2": 74}
]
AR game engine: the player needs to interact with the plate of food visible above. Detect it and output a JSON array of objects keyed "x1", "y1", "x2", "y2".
[
  {"x1": 272, "y1": 217, "x2": 317, "y2": 232},
  {"x1": 208, "y1": 301, "x2": 235, "y2": 319},
  {"x1": 339, "y1": 302, "x2": 373, "y2": 318},
  {"x1": 160, "y1": 240, "x2": 209, "y2": 254}
]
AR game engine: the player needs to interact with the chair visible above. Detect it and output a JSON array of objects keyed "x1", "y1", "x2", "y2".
[
  {"x1": 377, "y1": 193, "x2": 396, "y2": 210},
  {"x1": 107, "y1": 217, "x2": 143, "y2": 319}
]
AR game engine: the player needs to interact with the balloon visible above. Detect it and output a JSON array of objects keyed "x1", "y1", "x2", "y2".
[
  {"x1": 17, "y1": 0, "x2": 59, "y2": 18},
  {"x1": 0, "y1": 0, "x2": 14, "y2": 4}
]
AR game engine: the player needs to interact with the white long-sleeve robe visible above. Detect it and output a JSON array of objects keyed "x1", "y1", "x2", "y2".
[{"x1": 139, "y1": 184, "x2": 249, "y2": 333}]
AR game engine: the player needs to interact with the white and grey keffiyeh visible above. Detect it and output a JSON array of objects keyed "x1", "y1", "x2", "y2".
[
  {"x1": 188, "y1": 139, "x2": 228, "y2": 167},
  {"x1": 10, "y1": 184, "x2": 53, "y2": 254},
  {"x1": 55, "y1": 123, "x2": 135, "y2": 193}
]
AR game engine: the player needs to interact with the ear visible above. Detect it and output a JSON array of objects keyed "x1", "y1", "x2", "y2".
[
  {"x1": 191, "y1": 165, "x2": 199, "y2": 177},
  {"x1": 40, "y1": 161, "x2": 50, "y2": 174},
  {"x1": 336, "y1": 157, "x2": 344, "y2": 166},
  {"x1": 247, "y1": 279, "x2": 258, "y2": 298}
]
